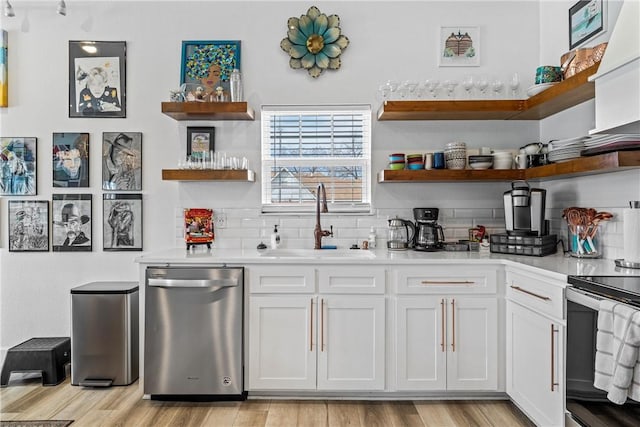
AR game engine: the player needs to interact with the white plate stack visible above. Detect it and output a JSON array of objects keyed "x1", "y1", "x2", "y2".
[{"x1": 547, "y1": 136, "x2": 587, "y2": 163}]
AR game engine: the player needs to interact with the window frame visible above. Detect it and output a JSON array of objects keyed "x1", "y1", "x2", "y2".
[{"x1": 261, "y1": 104, "x2": 372, "y2": 214}]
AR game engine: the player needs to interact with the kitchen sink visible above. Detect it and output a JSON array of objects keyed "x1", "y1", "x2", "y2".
[{"x1": 258, "y1": 249, "x2": 376, "y2": 259}]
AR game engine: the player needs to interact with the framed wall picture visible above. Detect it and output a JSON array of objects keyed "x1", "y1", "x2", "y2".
[
  {"x1": 180, "y1": 40, "x2": 241, "y2": 101},
  {"x1": 186, "y1": 127, "x2": 215, "y2": 160},
  {"x1": 0, "y1": 137, "x2": 37, "y2": 196},
  {"x1": 69, "y1": 40, "x2": 126, "y2": 118},
  {"x1": 438, "y1": 26, "x2": 480, "y2": 67},
  {"x1": 52, "y1": 194, "x2": 92, "y2": 252},
  {"x1": 103, "y1": 193, "x2": 142, "y2": 251},
  {"x1": 102, "y1": 132, "x2": 142, "y2": 191},
  {"x1": 8, "y1": 200, "x2": 49, "y2": 252},
  {"x1": 569, "y1": 0, "x2": 605, "y2": 49},
  {"x1": 53, "y1": 133, "x2": 89, "y2": 188}
]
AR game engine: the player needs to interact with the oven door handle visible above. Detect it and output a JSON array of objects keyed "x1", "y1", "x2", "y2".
[{"x1": 566, "y1": 287, "x2": 602, "y2": 311}]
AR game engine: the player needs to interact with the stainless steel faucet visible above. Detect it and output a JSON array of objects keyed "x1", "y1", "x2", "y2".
[{"x1": 314, "y1": 183, "x2": 333, "y2": 249}]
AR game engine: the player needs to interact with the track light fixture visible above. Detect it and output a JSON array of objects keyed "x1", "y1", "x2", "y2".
[
  {"x1": 4, "y1": 0, "x2": 15, "y2": 17},
  {"x1": 56, "y1": 0, "x2": 66, "y2": 16}
]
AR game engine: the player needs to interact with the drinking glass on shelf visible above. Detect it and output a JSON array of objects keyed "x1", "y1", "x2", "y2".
[
  {"x1": 443, "y1": 80, "x2": 459, "y2": 98},
  {"x1": 385, "y1": 80, "x2": 400, "y2": 99},
  {"x1": 475, "y1": 75, "x2": 489, "y2": 98},
  {"x1": 425, "y1": 79, "x2": 440, "y2": 99},
  {"x1": 403, "y1": 80, "x2": 419, "y2": 99},
  {"x1": 510, "y1": 73, "x2": 520, "y2": 98},
  {"x1": 462, "y1": 75, "x2": 474, "y2": 98},
  {"x1": 491, "y1": 78, "x2": 504, "y2": 98},
  {"x1": 377, "y1": 84, "x2": 391, "y2": 101}
]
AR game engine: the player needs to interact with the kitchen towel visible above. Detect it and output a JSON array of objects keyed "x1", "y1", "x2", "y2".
[
  {"x1": 609, "y1": 310, "x2": 640, "y2": 403},
  {"x1": 623, "y1": 208, "x2": 640, "y2": 263},
  {"x1": 594, "y1": 299, "x2": 640, "y2": 404}
]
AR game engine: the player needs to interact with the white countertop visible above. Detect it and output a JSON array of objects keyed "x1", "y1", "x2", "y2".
[{"x1": 134, "y1": 247, "x2": 637, "y2": 281}]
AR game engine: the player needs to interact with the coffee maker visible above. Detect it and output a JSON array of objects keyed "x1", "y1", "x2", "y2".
[
  {"x1": 503, "y1": 180, "x2": 547, "y2": 236},
  {"x1": 413, "y1": 208, "x2": 445, "y2": 251}
]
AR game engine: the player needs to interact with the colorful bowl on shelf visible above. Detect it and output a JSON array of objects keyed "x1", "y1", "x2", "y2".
[
  {"x1": 407, "y1": 162, "x2": 425, "y2": 170},
  {"x1": 389, "y1": 153, "x2": 405, "y2": 163},
  {"x1": 388, "y1": 162, "x2": 405, "y2": 170}
]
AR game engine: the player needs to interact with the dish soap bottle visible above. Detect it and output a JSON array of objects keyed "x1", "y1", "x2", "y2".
[
  {"x1": 270, "y1": 225, "x2": 281, "y2": 249},
  {"x1": 367, "y1": 227, "x2": 377, "y2": 249}
]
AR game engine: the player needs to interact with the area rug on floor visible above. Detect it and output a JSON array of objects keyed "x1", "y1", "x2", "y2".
[{"x1": 0, "y1": 421, "x2": 73, "y2": 427}]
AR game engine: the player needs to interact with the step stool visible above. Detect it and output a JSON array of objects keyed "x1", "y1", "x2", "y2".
[{"x1": 1, "y1": 337, "x2": 71, "y2": 387}]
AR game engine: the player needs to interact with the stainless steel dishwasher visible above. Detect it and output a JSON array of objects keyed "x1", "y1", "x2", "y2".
[{"x1": 144, "y1": 266, "x2": 245, "y2": 400}]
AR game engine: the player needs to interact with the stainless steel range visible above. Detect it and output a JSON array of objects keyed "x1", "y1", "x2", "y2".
[{"x1": 566, "y1": 275, "x2": 640, "y2": 426}]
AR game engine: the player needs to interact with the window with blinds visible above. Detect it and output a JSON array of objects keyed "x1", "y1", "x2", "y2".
[{"x1": 261, "y1": 105, "x2": 371, "y2": 213}]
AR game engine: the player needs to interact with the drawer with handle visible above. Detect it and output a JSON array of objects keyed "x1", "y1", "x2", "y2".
[
  {"x1": 506, "y1": 269, "x2": 565, "y2": 319},
  {"x1": 396, "y1": 265, "x2": 498, "y2": 294}
]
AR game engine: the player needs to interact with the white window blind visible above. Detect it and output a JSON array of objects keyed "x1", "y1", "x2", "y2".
[{"x1": 261, "y1": 105, "x2": 371, "y2": 213}]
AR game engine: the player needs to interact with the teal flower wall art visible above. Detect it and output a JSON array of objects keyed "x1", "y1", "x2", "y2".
[{"x1": 280, "y1": 6, "x2": 349, "y2": 78}]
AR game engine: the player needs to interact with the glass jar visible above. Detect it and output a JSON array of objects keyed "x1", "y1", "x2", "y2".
[{"x1": 568, "y1": 225, "x2": 601, "y2": 258}]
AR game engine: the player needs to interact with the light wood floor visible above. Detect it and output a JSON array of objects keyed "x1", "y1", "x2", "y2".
[{"x1": 1, "y1": 376, "x2": 535, "y2": 427}]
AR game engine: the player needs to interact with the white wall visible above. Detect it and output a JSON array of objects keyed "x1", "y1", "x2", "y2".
[{"x1": 0, "y1": 0, "x2": 631, "y2": 358}]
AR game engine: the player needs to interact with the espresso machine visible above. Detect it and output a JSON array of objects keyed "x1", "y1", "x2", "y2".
[
  {"x1": 503, "y1": 180, "x2": 547, "y2": 236},
  {"x1": 413, "y1": 208, "x2": 445, "y2": 251}
]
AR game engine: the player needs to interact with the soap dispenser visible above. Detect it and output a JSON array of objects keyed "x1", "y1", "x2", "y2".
[
  {"x1": 368, "y1": 227, "x2": 377, "y2": 249},
  {"x1": 270, "y1": 225, "x2": 281, "y2": 249}
]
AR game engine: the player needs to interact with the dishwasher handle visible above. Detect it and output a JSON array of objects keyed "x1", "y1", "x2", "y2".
[{"x1": 147, "y1": 278, "x2": 240, "y2": 289}]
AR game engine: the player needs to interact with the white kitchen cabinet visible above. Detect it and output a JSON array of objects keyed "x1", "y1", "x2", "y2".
[
  {"x1": 248, "y1": 295, "x2": 316, "y2": 390},
  {"x1": 248, "y1": 265, "x2": 386, "y2": 392},
  {"x1": 505, "y1": 268, "x2": 566, "y2": 427},
  {"x1": 396, "y1": 296, "x2": 498, "y2": 391},
  {"x1": 507, "y1": 301, "x2": 565, "y2": 427},
  {"x1": 317, "y1": 296, "x2": 385, "y2": 390}
]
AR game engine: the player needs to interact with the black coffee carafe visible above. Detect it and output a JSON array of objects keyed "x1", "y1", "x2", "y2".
[{"x1": 413, "y1": 208, "x2": 445, "y2": 251}]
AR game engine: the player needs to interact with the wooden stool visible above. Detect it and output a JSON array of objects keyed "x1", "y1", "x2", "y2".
[{"x1": 1, "y1": 337, "x2": 71, "y2": 387}]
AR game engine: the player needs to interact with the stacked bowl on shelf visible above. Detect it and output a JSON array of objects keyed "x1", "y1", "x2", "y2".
[
  {"x1": 406, "y1": 153, "x2": 425, "y2": 169},
  {"x1": 388, "y1": 153, "x2": 405, "y2": 170},
  {"x1": 444, "y1": 142, "x2": 467, "y2": 169}
]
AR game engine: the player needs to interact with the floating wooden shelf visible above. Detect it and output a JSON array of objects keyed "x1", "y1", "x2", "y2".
[
  {"x1": 377, "y1": 63, "x2": 600, "y2": 121},
  {"x1": 161, "y1": 102, "x2": 255, "y2": 121},
  {"x1": 378, "y1": 151, "x2": 640, "y2": 183},
  {"x1": 162, "y1": 169, "x2": 256, "y2": 182}
]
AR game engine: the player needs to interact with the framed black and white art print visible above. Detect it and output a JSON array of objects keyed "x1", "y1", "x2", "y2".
[
  {"x1": 69, "y1": 41, "x2": 126, "y2": 118},
  {"x1": 52, "y1": 194, "x2": 92, "y2": 252},
  {"x1": 102, "y1": 132, "x2": 142, "y2": 191},
  {"x1": 103, "y1": 193, "x2": 143, "y2": 251},
  {"x1": 8, "y1": 200, "x2": 49, "y2": 252}
]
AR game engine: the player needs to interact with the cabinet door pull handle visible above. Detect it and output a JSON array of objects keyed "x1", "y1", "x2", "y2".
[
  {"x1": 321, "y1": 298, "x2": 325, "y2": 352},
  {"x1": 310, "y1": 298, "x2": 314, "y2": 352},
  {"x1": 510, "y1": 285, "x2": 551, "y2": 301},
  {"x1": 551, "y1": 324, "x2": 559, "y2": 391},
  {"x1": 451, "y1": 299, "x2": 456, "y2": 352},
  {"x1": 422, "y1": 280, "x2": 474, "y2": 285},
  {"x1": 441, "y1": 298, "x2": 446, "y2": 352}
]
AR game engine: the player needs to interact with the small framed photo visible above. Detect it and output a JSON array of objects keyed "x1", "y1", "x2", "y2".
[
  {"x1": 180, "y1": 40, "x2": 241, "y2": 101},
  {"x1": 187, "y1": 127, "x2": 215, "y2": 160},
  {"x1": 439, "y1": 26, "x2": 480, "y2": 67},
  {"x1": 1, "y1": 137, "x2": 37, "y2": 196},
  {"x1": 8, "y1": 200, "x2": 49, "y2": 252},
  {"x1": 69, "y1": 40, "x2": 126, "y2": 118},
  {"x1": 52, "y1": 194, "x2": 92, "y2": 252},
  {"x1": 102, "y1": 132, "x2": 142, "y2": 191},
  {"x1": 103, "y1": 193, "x2": 143, "y2": 251},
  {"x1": 569, "y1": 0, "x2": 605, "y2": 49},
  {"x1": 53, "y1": 133, "x2": 89, "y2": 187}
]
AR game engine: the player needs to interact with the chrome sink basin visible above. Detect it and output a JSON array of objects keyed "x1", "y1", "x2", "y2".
[{"x1": 258, "y1": 249, "x2": 375, "y2": 259}]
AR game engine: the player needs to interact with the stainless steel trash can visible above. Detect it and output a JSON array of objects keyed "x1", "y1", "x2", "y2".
[{"x1": 71, "y1": 281, "x2": 139, "y2": 387}]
